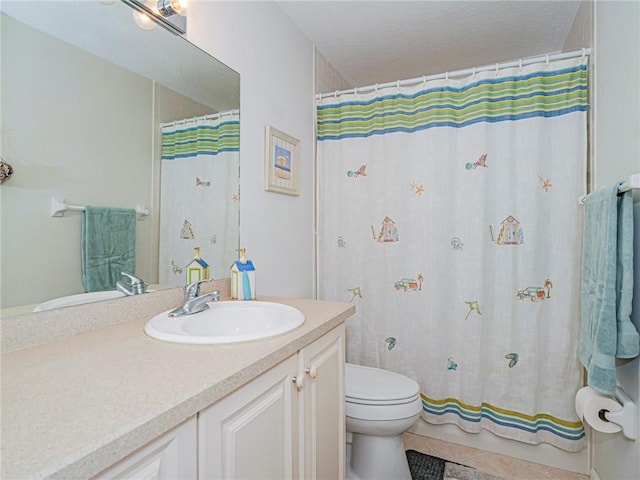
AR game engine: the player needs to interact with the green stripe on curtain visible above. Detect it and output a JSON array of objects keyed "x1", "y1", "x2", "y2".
[
  {"x1": 161, "y1": 120, "x2": 240, "y2": 160},
  {"x1": 422, "y1": 395, "x2": 585, "y2": 442},
  {"x1": 317, "y1": 65, "x2": 587, "y2": 140}
]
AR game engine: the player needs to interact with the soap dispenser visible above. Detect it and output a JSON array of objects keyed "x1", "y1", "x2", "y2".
[{"x1": 231, "y1": 248, "x2": 256, "y2": 300}]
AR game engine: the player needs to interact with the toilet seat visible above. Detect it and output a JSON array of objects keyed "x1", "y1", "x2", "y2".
[
  {"x1": 345, "y1": 363, "x2": 423, "y2": 421},
  {"x1": 346, "y1": 363, "x2": 420, "y2": 404}
]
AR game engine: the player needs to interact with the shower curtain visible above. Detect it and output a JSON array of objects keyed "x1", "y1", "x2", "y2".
[
  {"x1": 317, "y1": 57, "x2": 588, "y2": 451},
  {"x1": 159, "y1": 111, "x2": 239, "y2": 286}
]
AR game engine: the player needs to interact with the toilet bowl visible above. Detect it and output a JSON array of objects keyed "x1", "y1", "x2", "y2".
[{"x1": 345, "y1": 363, "x2": 422, "y2": 480}]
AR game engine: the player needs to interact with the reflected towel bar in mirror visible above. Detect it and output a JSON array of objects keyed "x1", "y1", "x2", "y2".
[{"x1": 50, "y1": 197, "x2": 150, "y2": 219}]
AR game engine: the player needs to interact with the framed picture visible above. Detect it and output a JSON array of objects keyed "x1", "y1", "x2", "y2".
[{"x1": 264, "y1": 125, "x2": 300, "y2": 196}]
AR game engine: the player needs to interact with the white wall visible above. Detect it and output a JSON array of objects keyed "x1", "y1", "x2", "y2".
[
  {"x1": 187, "y1": 1, "x2": 316, "y2": 298},
  {"x1": 562, "y1": 0, "x2": 593, "y2": 53},
  {"x1": 592, "y1": 1, "x2": 640, "y2": 189},
  {"x1": 315, "y1": 48, "x2": 353, "y2": 94},
  {"x1": 591, "y1": 1, "x2": 640, "y2": 479}
]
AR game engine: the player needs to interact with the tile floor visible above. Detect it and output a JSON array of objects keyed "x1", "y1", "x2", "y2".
[{"x1": 403, "y1": 432, "x2": 589, "y2": 480}]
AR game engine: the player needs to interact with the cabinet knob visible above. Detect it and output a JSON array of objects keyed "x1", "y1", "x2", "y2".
[
  {"x1": 305, "y1": 365, "x2": 319, "y2": 379},
  {"x1": 292, "y1": 375, "x2": 304, "y2": 390}
]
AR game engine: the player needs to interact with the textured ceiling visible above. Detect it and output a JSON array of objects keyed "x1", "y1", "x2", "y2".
[{"x1": 277, "y1": 0, "x2": 582, "y2": 90}]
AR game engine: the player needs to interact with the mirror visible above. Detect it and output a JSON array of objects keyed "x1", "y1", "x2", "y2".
[{"x1": 0, "y1": 1, "x2": 240, "y2": 315}]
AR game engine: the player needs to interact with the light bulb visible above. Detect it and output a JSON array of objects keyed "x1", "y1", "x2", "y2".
[
  {"x1": 157, "y1": 0, "x2": 188, "y2": 17},
  {"x1": 133, "y1": 0, "x2": 158, "y2": 30},
  {"x1": 170, "y1": 0, "x2": 188, "y2": 16}
]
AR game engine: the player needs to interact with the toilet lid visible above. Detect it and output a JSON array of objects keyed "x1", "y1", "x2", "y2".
[{"x1": 346, "y1": 363, "x2": 420, "y2": 403}]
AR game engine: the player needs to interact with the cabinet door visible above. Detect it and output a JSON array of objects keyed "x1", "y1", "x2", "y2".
[
  {"x1": 93, "y1": 416, "x2": 197, "y2": 479},
  {"x1": 299, "y1": 324, "x2": 346, "y2": 480},
  {"x1": 199, "y1": 355, "x2": 298, "y2": 479}
]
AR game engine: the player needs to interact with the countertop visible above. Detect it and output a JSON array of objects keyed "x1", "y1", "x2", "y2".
[{"x1": 1, "y1": 296, "x2": 355, "y2": 479}]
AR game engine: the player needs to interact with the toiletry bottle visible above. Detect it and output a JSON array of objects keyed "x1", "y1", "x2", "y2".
[{"x1": 231, "y1": 248, "x2": 256, "y2": 300}]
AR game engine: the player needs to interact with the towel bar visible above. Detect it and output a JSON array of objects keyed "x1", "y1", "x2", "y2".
[
  {"x1": 578, "y1": 173, "x2": 640, "y2": 205},
  {"x1": 50, "y1": 197, "x2": 150, "y2": 219}
]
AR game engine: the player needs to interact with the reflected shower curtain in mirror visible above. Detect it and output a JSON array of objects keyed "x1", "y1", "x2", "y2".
[
  {"x1": 317, "y1": 57, "x2": 588, "y2": 451},
  {"x1": 159, "y1": 111, "x2": 239, "y2": 286}
]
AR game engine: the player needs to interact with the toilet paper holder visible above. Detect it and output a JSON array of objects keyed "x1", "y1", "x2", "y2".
[{"x1": 602, "y1": 387, "x2": 636, "y2": 440}]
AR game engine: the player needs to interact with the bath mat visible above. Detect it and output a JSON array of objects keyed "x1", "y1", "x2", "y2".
[{"x1": 406, "y1": 450, "x2": 504, "y2": 480}]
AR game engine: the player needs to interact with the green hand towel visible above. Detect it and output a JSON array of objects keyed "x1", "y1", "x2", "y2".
[
  {"x1": 81, "y1": 206, "x2": 136, "y2": 293},
  {"x1": 578, "y1": 183, "x2": 638, "y2": 395}
]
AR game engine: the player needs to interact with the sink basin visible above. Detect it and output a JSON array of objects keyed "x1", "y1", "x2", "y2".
[
  {"x1": 33, "y1": 290, "x2": 125, "y2": 312},
  {"x1": 144, "y1": 301, "x2": 305, "y2": 344}
]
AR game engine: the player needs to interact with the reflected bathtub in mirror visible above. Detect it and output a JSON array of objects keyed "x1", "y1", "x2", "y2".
[{"x1": 33, "y1": 291, "x2": 127, "y2": 312}]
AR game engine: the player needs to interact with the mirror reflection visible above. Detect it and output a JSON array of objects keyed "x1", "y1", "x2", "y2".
[{"x1": 0, "y1": 1, "x2": 240, "y2": 315}]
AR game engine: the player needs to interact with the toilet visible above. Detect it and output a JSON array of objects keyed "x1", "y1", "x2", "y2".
[{"x1": 345, "y1": 363, "x2": 423, "y2": 480}]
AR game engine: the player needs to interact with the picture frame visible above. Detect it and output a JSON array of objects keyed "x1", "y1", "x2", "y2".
[{"x1": 264, "y1": 125, "x2": 300, "y2": 196}]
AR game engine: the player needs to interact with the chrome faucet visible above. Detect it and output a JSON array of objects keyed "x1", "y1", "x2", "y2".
[
  {"x1": 116, "y1": 272, "x2": 148, "y2": 296},
  {"x1": 169, "y1": 278, "x2": 220, "y2": 317}
]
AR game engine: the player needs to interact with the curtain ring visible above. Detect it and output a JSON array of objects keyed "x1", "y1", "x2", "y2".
[
  {"x1": 445, "y1": 71, "x2": 449, "y2": 81},
  {"x1": 472, "y1": 66, "x2": 476, "y2": 79},
  {"x1": 545, "y1": 54, "x2": 550, "y2": 67},
  {"x1": 495, "y1": 63, "x2": 499, "y2": 77},
  {"x1": 422, "y1": 75, "x2": 426, "y2": 88},
  {"x1": 518, "y1": 59, "x2": 523, "y2": 72},
  {"x1": 397, "y1": 80, "x2": 400, "y2": 89}
]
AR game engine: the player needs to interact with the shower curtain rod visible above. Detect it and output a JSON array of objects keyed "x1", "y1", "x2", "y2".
[
  {"x1": 316, "y1": 48, "x2": 591, "y2": 100},
  {"x1": 160, "y1": 108, "x2": 240, "y2": 128}
]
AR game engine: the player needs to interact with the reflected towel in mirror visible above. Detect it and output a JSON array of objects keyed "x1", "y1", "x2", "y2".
[{"x1": 81, "y1": 206, "x2": 136, "y2": 293}]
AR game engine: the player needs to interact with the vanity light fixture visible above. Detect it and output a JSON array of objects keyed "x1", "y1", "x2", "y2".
[
  {"x1": 123, "y1": 0, "x2": 187, "y2": 35},
  {"x1": 157, "y1": 0, "x2": 188, "y2": 17}
]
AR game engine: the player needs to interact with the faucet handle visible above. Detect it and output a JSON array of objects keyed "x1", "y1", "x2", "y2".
[
  {"x1": 116, "y1": 272, "x2": 148, "y2": 296},
  {"x1": 120, "y1": 272, "x2": 144, "y2": 284},
  {"x1": 120, "y1": 272, "x2": 148, "y2": 294},
  {"x1": 184, "y1": 278, "x2": 213, "y2": 298}
]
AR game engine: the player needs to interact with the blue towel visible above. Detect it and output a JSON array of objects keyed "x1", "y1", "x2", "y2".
[
  {"x1": 81, "y1": 206, "x2": 136, "y2": 293},
  {"x1": 578, "y1": 182, "x2": 639, "y2": 394}
]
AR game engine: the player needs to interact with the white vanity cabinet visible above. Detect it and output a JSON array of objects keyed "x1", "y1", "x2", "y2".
[
  {"x1": 198, "y1": 354, "x2": 299, "y2": 479},
  {"x1": 298, "y1": 323, "x2": 345, "y2": 480},
  {"x1": 199, "y1": 324, "x2": 346, "y2": 480},
  {"x1": 94, "y1": 416, "x2": 197, "y2": 479}
]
